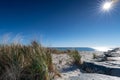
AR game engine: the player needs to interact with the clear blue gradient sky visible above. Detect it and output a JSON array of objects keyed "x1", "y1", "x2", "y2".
[{"x1": 0, "y1": 0, "x2": 120, "y2": 47}]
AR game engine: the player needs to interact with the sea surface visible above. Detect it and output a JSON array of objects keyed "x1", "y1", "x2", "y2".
[{"x1": 51, "y1": 47, "x2": 95, "y2": 51}]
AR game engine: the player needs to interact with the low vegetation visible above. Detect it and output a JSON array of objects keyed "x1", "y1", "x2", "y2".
[
  {"x1": 0, "y1": 41, "x2": 59, "y2": 80},
  {"x1": 50, "y1": 48, "x2": 71, "y2": 54},
  {"x1": 93, "y1": 53, "x2": 97, "y2": 59},
  {"x1": 69, "y1": 50, "x2": 82, "y2": 65}
]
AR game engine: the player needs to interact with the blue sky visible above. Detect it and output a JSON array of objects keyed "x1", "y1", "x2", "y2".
[{"x1": 0, "y1": 0, "x2": 120, "y2": 47}]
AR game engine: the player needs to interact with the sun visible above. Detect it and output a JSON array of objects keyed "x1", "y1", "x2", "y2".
[
  {"x1": 102, "y1": 1, "x2": 112, "y2": 11},
  {"x1": 101, "y1": 0, "x2": 118, "y2": 12}
]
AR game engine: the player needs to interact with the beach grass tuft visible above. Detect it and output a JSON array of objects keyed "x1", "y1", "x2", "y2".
[
  {"x1": 0, "y1": 40, "x2": 58, "y2": 80},
  {"x1": 69, "y1": 50, "x2": 82, "y2": 65}
]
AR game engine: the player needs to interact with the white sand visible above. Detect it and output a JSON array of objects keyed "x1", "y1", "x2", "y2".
[{"x1": 52, "y1": 52, "x2": 120, "y2": 80}]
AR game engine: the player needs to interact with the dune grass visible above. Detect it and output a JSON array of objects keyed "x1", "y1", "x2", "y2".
[
  {"x1": 0, "y1": 41, "x2": 58, "y2": 80},
  {"x1": 69, "y1": 50, "x2": 82, "y2": 65},
  {"x1": 93, "y1": 53, "x2": 97, "y2": 59}
]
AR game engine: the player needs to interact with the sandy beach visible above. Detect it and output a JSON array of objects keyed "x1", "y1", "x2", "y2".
[{"x1": 52, "y1": 51, "x2": 120, "y2": 80}]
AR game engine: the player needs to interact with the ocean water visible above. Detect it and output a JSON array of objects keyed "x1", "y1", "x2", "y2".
[{"x1": 51, "y1": 47, "x2": 95, "y2": 51}]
